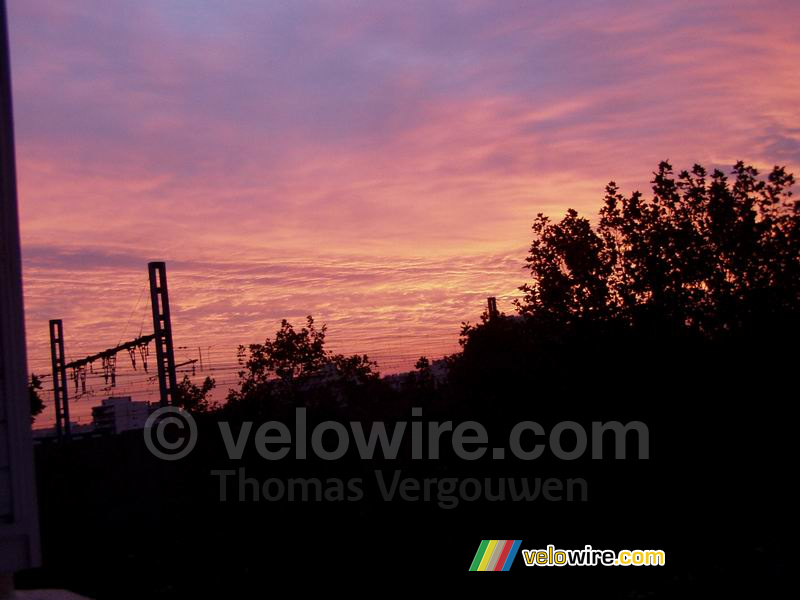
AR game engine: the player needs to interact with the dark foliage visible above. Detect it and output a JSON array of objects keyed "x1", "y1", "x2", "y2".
[
  {"x1": 173, "y1": 374, "x2": 217, "y2": 414},
  {"x1": 28, "y1": 373, "x2": 45, "y2": 423}
]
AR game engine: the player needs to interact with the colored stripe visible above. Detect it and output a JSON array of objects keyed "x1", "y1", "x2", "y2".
[
  {"x1": 501, "y1": 540, "x2": 522, "y2": 571},
  {"x1": 486, "y1": 539, "x2": 507, "y2": 571},
  {"x1": 493, "y1": 540, "x2": 515, "y2": 571},
  {"x1": 469, "y1": 540, "x2": 490, "y2": 571},
  {"x1": 477, "y1": 540, "x2": 498, "y2": 571}
]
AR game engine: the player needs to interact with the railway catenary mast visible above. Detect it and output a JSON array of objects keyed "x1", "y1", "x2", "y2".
[{"x1": 48, "y1": 262, "x2": 179, "y2": 440}]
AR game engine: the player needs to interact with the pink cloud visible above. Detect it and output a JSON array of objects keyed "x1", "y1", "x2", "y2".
[{"x1": 7, "y1": 0, "x2": 799, "y2": 426}]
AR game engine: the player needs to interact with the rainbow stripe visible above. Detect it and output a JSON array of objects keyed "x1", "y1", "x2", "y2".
[{"x1": 469, "y1": 540, "x2": 522, "y2": 571}]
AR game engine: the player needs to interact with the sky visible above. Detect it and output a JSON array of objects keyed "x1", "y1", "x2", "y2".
[{"x1": 7, "y1": 0, "x2": 800, "y2": 425}]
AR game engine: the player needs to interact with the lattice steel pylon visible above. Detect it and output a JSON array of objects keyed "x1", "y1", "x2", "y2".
[
  {"x1": 48, "y1": 319, "x2": 70, "y2": 439},
  {"x1": 148, "y1": 261, "x2": 178, "y2": 407}
]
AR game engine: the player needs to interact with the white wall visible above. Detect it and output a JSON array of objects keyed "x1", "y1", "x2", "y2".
[{"x1": 0, "y1": 0, "x2": 40, "y2": 572}]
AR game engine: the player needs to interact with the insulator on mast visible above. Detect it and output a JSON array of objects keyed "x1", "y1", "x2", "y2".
[{"x1": 139, "y1": 342, "x2": 149, "y2": 373}]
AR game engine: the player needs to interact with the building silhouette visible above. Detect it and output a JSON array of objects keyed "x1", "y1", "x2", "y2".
[{"x1": 91, "y1": 396, "x2": 154, "y2": 434}]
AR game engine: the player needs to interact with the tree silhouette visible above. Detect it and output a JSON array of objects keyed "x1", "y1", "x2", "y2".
[
  {"x1": 226, "y1": 316, "x2": 379, "y2": 415},
  {"x1": 331, "y1": 353, "x2": 379, "y2": 384},
  {"x1": 238, "y1": 316, "x2": 328, "y2": 386},
  {"x1": 29, "y1": 373, "x2": 45, "y2": 423},
  {"x1": 174, "y1": 374, "x2": 217, "y2": 414},
  {"x1": 515, "y1": 161, "x2": 798, "y2": 335},
  {"x1": 516, "y1": 209, "x2": 612, "y2": 323},
  {"x1": 454, "y1": 161, "x2": 798, "y2": 412}
]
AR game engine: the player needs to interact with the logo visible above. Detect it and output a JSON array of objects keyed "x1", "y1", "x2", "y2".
[{"x1": 469, "y1": 540, "x2": 522, "y2": 571}]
